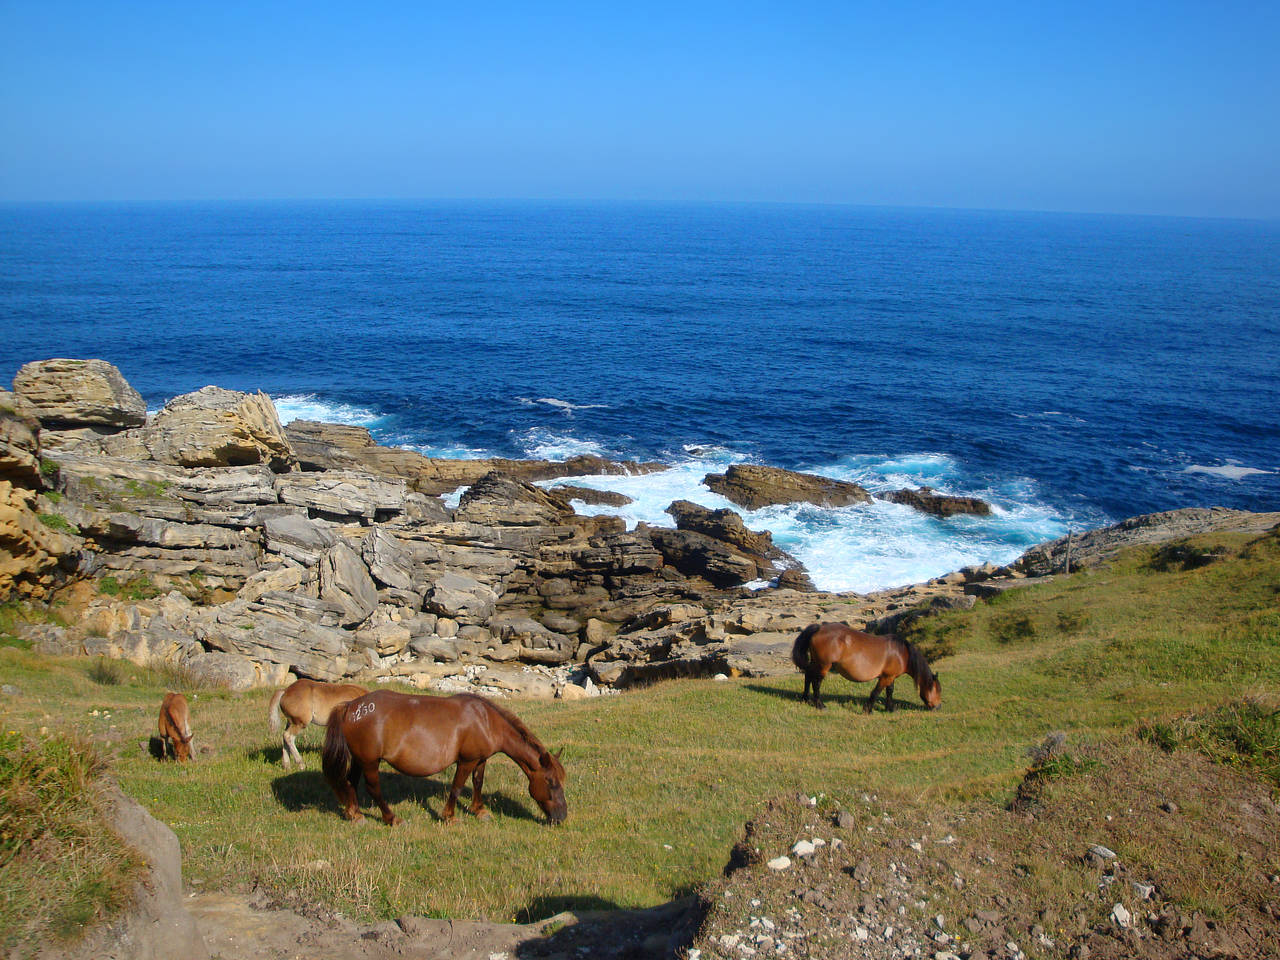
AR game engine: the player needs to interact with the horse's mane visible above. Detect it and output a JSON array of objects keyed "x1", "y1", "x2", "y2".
[
  {"x1": 461, "y1": 694, "x2": 546, "y2": 753},
  {"x1": 897, "y1": 636, "x2": 936, "y2": 688}
]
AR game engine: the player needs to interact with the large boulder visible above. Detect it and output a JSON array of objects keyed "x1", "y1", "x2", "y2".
[
  {"x1": 12, "y1": 358, "x2": 146, "y2": 429},
  {"x1": 665, "y1": 500, "x2": 810, "y2": 587},
  {"x1": 144, "y1": 386, "x2": 297, "y2": 472},
  {"x1": 703, "y1": 464, "x2": 871, "y2": 511},
  {"x1": 423, "y1": 571, "x2": 499, "y2": 621},
  {"x1": 275, "y1": 471, "x2": 407, "y2": 520}
]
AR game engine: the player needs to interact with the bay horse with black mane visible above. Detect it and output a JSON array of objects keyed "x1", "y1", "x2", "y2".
[
  {"x1": 792, "y1": 623, "x2": 942, "y2": 712},
  {"x1": 322, "y1": 690, "x2": 567, "y2": 826}
]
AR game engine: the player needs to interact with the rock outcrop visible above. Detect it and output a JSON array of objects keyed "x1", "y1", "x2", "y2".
[
  {"x1": 0, "y1": 391, "x2": 79, "y2": 600},
  {"x1": 12, "y1": 358, "x2": 147, "y2": 429},
  {"x1": 144, "y1": 386, "x2": 297, "y2": 472},
  {"x1": 1014, "y1": 507, "x2": 1280, "y2": 576},
  {"x1": 704, "y1": 464, "x2": 871, "y2": 511}
]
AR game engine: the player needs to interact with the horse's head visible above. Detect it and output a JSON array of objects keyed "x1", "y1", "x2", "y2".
[
  {"x1": 528, "y1": 749, "x2": 568, "y2": 824},
  {"x1": 922, "y1": 673, "x2": 942, "y2": 710},
  {"x1": 174, "y1": 735, "x2": 193, "y2": 762}
]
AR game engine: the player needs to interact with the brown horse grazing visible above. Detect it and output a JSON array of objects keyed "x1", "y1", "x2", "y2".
[
  {"x1": 791, "y1": 623, "x2": 942, "y2": 713},
  {"x1": 268, "y1": 678, "x2": 368, "y2": 769},
  {"x1": 158, "y1": 692, "x2": 194, "y2": 762},
  {"x1": 322, "y1": 690, "x2": 567, "y2": 826}
]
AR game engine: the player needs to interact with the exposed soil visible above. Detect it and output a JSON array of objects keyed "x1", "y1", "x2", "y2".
[
  {"x1": 689, "y1": 736, "x2": 1280, "y2": 960},
  {"x1": 187, "y1": 888, "x2": 701, "y2": 960}
]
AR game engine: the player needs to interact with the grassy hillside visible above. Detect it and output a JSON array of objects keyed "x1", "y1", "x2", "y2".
[{"x1": 0, "y1": 528, "x2": 1277, "y2": 929}]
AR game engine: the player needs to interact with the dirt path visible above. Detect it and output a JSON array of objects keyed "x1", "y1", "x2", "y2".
[{"x1": 187, "y1": 889, "x2": 699, "y2": 960}]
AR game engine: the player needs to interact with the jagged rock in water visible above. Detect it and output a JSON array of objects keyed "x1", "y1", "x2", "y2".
[
  {"x1": 144, "y1": 386, "x2": 297, "y2": 472},
  {"x1": 882, "y1": 486, "x2": 991, "y2": 517},
  {"x1": 665, "y1": 499, "x2": 811, "y2": 586},
  {"x1": 549, "y1": 484, "x2": 635, "y2": 507},
  {"x1": 647, "y1": 526, "x2": 760, "y2": 587},
  {"x1": 703, "y1": 463, "x2": 871, "y2": 511},
  {"x1": 456, "y1": 471, "x2": 573, "y2": 527},
  {"x1": 11, "y1": 358, "x2": 147, "y2": 429}
]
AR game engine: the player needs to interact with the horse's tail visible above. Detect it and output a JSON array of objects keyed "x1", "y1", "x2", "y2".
[
  {"x1": 268, "y1": 688, "x2": 285, "y2": 734},
  {"x1": 321, "y1": 703, "x2": 352, "y2": 788},
  {"x1": 791, "y1": 624, "x2": 820, "y2": 672}
]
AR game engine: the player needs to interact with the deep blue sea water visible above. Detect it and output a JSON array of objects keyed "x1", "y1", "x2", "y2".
[{"x1": 2, "y1": 201, "x2": 1278, "y2": 591}]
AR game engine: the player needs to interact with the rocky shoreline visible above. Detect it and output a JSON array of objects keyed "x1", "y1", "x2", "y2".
[{"x1": 4, "y1": 358, "x2": 1277, "y2": 699}]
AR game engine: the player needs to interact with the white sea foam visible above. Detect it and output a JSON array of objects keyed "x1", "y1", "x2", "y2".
[
  {"x1": 1184, "y1": 463, "x2": 1272, "y2": 480},
  {"x1": 516, "y1": 428, "x2": 609, "y2": 461},
  {"x1": 272, "y1": 393, "x2": 381, "y2": 427},
  {"x1": 515, "y1": 397, "x2": 608, "y2": 413},
  {"x1": 541, "y1": 450, "x2": 1073, "y2": 593}
]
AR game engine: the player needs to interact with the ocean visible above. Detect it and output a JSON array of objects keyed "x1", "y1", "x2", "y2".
[{"x1": 2, "y1": 201, "x2": 1277, "y2": 592}]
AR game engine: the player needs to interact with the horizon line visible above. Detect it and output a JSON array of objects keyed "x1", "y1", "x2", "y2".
[{"x1": 0, "y1": 195, "x2": 1275, "y2": 226}]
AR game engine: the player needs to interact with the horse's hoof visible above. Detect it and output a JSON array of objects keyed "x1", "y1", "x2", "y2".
[
  {"x1": 349, "y1": 813, "x2": 367, "y2": 825},
  {"x1": 387, "y1": 815, "x2": 404, "y2": 827},
  {"x1": 474, "y1": 809, "x2": 493, "y2": 822}
]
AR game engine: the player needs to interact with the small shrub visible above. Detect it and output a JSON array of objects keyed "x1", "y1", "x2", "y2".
[
  {"x1": 1055, "y1": 609, "x2": 1088, "y2": 633},
  {"x1": 98, "y1": 576, "x2": 121, "y2": 597},
  {"x1": 37, "y1": 513, "x2": 79, "y2": 535},
  {"x1": 87, "y1": 658, "x2": 124, "y2": 686},
  {"x1": 43, "y1": 490, "x2": 63, "y2": 504},
  {"x1": 97, "y1": 575, "x2": 160, "y2": 602},
  {"x1": 990, "y1": 612, "x2": 1036, "y2": 644},
  {"x1": 39, "y1": 458, "x2": 58, "y2": 478},
  {"x1": 1138, "y1": 699, "x2": 1280, "y2": 788}
]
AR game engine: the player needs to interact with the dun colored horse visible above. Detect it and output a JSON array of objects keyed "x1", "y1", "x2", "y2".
[
  {"x1": 268, "y1": 678, "x2": 368, "y2": 768},
  {"x1": 791, "y1": 623, "x2": 942, "y2": 712},
  {"x1": 158, "y1": 691, "x2": 194, "y2": 762},
  {"x1": 322, "y1": 690, "x2": 567, "y2": 826}
]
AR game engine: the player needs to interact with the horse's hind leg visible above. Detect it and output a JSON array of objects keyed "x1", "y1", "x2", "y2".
[
  {"x1": 336, "y1": 764, "x2": 364, "y2": 823},
  {"x1": 468, "y1": 760, "x2": 492, "y2": 821},
  {"x1": 807, "y1": 668, "x2": 829, "y2": 709},
  {"x1": 442, "y1": 760, "x2": 480, "y2": 823},
  {"x1": 885, "y1": 683, "x2": 896, "y2": 713},
  {"x1": 283, "y1": 720, "x2": 306, "y2": 769},
  {"x1": 362, "y1": 762, "x2": 402, "y2": 826}
]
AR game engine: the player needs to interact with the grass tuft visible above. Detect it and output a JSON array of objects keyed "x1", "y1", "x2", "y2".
[{"x1": 0, "y1": 731, "x2": 144, "y2": 953}]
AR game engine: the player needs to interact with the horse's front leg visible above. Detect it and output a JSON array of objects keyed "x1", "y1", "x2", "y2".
[
  {"x1": 363, "y1": 762, "x2": 402, "y2": 826},
  {"x1": 442, "y1": 760, "x2": 480, "y2": 823},
  {"x1": 885, "y1": 683, "x2": 896, "y2": 712},
  {"x1": 865, "y1": 678, "x2": 890, "y2": 714},
  {"x1": 468, "y1": 760, "x2": 492, "y2": 821}
]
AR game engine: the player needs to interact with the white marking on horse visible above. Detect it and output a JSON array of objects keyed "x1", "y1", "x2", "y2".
[{"x1": 351, "y1": 701, "x2": 376, "y2": 722}]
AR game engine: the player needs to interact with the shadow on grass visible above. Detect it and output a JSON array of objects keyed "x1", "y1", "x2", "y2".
[
  {"x1": 513, "y1": 893, "x2": 703, "y2": 958},
  {"x1": 744, "y1": 683, "x2": 932, "y2": 712},
  {"x1": 269, "y1": 769, "x2": 544, "y2": 823}
]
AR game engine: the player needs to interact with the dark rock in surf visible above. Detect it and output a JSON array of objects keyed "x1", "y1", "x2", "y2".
[{"x1": 703, "y1": 464, "x2": 871, "y2": 511}]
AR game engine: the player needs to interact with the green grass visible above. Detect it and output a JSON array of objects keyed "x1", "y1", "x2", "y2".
[
  {"x1": 97, "y1": 575, "x2": 162, "y2": 602},
  {"x1": 0, "y1": 730, "x2": 145, "y2": 955},
  {"x1": 36, "y1": 512, "x2": 79, "y2": 535},
  {"x1": 0, "y1": 529, "x2": 1277, "y2": 928}
]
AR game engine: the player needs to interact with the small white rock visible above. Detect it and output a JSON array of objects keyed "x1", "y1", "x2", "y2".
[
  {"x1": 1089, "y1": 844, "x2": 1118, "y2": 860},
  {"x1": 1133, "y1": 882, "x2": 1155, "y2": 900},
  {"x1": 713, "y1": 673, "x2": 729, "y2": 681},
  {"x1": 791, "y1": 840, "x2": 817, "y2": 857},
  {"x1": 1111, "y1": 903, "x2": 1131, "y2": 927},
  {"x1": 766, "y1": 856, "x2": 792, "y2": 871},
  {"x1": 854, "y1": 926, "x2": 869, "y2": 941}
]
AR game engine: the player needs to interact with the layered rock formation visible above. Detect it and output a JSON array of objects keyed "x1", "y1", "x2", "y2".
[{"x1": 11, "y1": 359, "x2": 1267, "y2": 698}]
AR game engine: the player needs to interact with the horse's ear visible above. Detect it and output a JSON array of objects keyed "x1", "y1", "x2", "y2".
[{"x1": 554, "y1": 747, "x2": 564, "y2": 759}]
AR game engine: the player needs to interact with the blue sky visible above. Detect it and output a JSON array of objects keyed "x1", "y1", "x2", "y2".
[{"x1": 2, "y1": 1, "x2": 1277, "y2": 217}]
